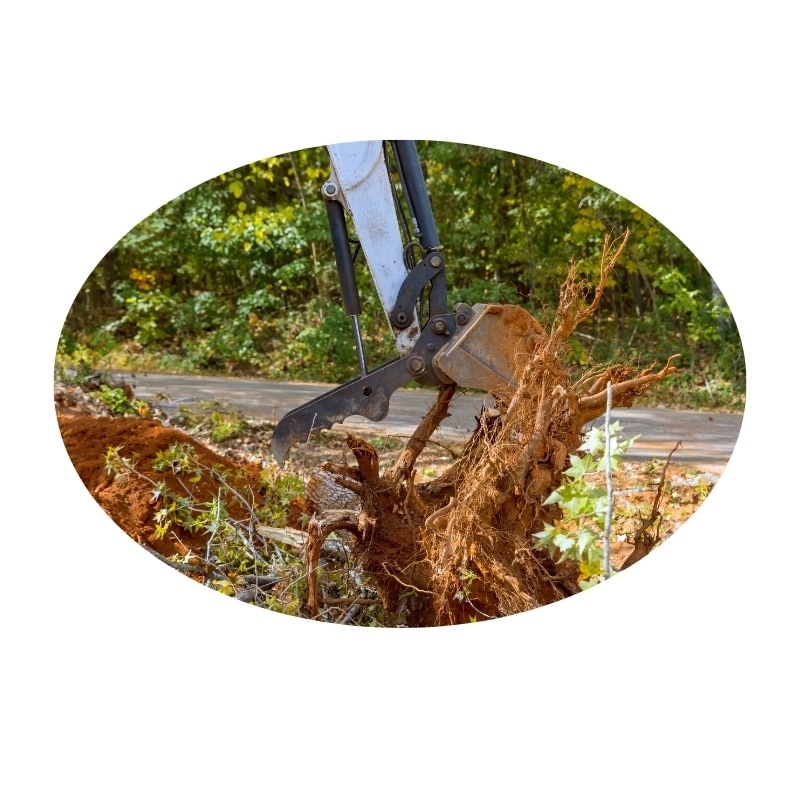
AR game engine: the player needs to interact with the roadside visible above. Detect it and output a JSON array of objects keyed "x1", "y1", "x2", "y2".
[
  {"x1": 106, "y1": 370, "x2": 744, "y2": 471},
  {"x1": 55, "y1": 373, "x2": 731, "y2": 590}
]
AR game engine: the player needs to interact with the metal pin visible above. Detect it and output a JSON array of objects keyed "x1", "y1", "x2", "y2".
[{"x1": 350, "y1": 316, "x2": 368, "y2": 377}]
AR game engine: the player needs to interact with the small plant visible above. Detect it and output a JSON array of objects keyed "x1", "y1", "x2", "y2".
[
  {"x1": 106, "y1": 442, "x2": 272, "y2": 579},
  {"x1": 454, "y1": 568, "x2": 478, "y2": 602},
  {"x1": 365, "y1": 436, "x2": 405, "y2": 451},
  {"x1": 54, "y1": 358, "x2": 96, "y2": 386},
  {"x1": 174, "y1": 401, "x2": 247, "y2": 443},
  {"x1": 259, "y1": 463, "x2": 305, "y2": 527},
  {"x1": 533, "y1": 422, "x2": 638, "y2": 590},
  {"x1": 103, "y1": 442, "x2": 378, "y2": 622},
  {"x1": 89, "y1": 383, "x2": 149, "y2": 416}
]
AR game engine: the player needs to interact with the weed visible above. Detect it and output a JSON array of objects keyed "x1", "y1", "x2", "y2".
[
  {"x1": 174, "y1": 401, "x2": 248, "y2": 443},
  {"x1": 104, "y1": 442, "x2": 384, "y2": 623},
  {"x1": 259, "y1": 464, "x2": 305, "y2": 527},
  {"x1": 533, "y1": 422, "x2": 638, "y2": 589},
  {"x1": 365, "y1": 436, "x2": 404, "y2": 451}
]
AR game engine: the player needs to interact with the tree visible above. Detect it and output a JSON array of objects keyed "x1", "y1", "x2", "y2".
[{"x1": 59, "y1": 140, "x2": 743, "y2": 408}]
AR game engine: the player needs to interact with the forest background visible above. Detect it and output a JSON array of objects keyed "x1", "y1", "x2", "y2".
[{"x1": 57, "y1": 141, "x2": 744, "y2": 411}]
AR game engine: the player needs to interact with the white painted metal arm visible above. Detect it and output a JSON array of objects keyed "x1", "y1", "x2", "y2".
[{"x1": 323, "y1": 141, "x2": 421, "y2": 355}]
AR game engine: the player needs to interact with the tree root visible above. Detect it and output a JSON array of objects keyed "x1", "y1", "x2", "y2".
[{"x1": 303, "y1": 232, "x2": 680, "y2": 625}]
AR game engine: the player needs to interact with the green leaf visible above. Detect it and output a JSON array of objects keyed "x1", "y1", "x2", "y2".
[
  {"x1": 544, "y1": 489, "x2": 564, "y2": 506},
  {"x1": 580, "y1": 427, "x2": 604, "y2": 455},
  {"x1": 564, "y1": 453, "x2": 593, "y2": 479},
  {"x1": 576, "y1": 529, "x2": 597, "y2": 558}
]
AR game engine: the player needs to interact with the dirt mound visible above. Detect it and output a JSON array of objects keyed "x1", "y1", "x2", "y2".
[
  {"x1": 54, "y1": 363, "x2": 711, "y2": 625},
  {"x1": 57, "y1": 414, "x2": 265, "y2": 560}
]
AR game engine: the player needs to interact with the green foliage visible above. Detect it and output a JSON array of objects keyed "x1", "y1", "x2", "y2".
[
  {"x1": 55, "y1": 358, "x2": 97, "y2": 387},
  {"x1": 89, "y1": 384, "x2": 148, "y2": 417},
  {"x1": 56, "y1": 365, "x2": 153, "y2": 418},
  {"x1": 450, "y1": 277, "x2": 520, "y2": 307},
  {"x1": 105, "y1": 443, "x2": 295, "y2": 597},
  {"x1": 534, "y1": 422, "x2": 638, "y2": 589},
  {"x1": 102, "y1": 439, "x2": 392, "y2": 622},
  {"x1": 59, "y1": 141, "x2": 745, "y2": 409},
  {"x1": 173, "y1": 401, "x2": 248, "y2": 443},
  {"x1": 259, "y1": 464, "x2": 305, "y2": 528}
]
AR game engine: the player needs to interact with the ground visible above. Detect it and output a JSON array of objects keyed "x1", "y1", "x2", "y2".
[{"x1": 55, "y1": 377, "x2": 719, "y2": 616}]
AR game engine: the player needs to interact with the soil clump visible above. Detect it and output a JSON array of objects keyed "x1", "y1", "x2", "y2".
[{"x1": 58, "y1": 412, "x2": 265, "y2": 560}]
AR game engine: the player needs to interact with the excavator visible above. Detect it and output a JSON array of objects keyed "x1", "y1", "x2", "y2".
[{"x1": 271, "y1": 140, "x2": 540, "y2": 466}]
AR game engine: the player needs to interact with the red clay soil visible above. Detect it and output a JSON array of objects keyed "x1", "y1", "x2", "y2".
[{"x1": 57, "y1": 414, "x2": 265, "y2": 560}]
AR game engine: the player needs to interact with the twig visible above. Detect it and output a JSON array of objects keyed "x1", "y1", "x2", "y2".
[
  {"x1": 603, "y1": 381, "x2": 614, "y2": 581},
  {"x1": 319, "y1": 595, "x2": 377, "y2": 606},
  {"x1": 424, "y1": 438, "x2": 462, "y2": 459},
  {"x1": 380, "y1": 563, "x2": 435, "y2": 595},
  {"x1": 621, "y1": 442, "x2": 681, "y2": 570},
  {"x1": 141, "y1": 544, "x2": 229, "y2": 582}
]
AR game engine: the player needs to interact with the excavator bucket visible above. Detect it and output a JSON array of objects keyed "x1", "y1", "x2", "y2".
[{"x1": 433, "y1": 303, "x2": 544, "y2": 402}]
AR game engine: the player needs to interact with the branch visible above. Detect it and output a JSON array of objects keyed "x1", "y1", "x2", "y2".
[
  {"x1": 553, "y1": 230, "x2": 630, "y2": 341},
  {"x1": 603, "y1": 381, "x2": 614, "y2": 581},
  {"x1": 390, "y1": 383, "x2": 457, "y2": 481},
  {"x1": 141, "y1": 544, "x2": 229, "y2": 582},
  {"x1": 304, "y1": 510, "x2": 361, "y2": 618},
  {"x1": 381, "y1": 562, "x2": 435, "y2": 595},
  {"x1": 257, "y1": 525, "x2": 307, "y2": 548},
  {"x1": 346, "y1": 434, "x2": 380, "y2": 483},
  {"x1": 621, "y1": 442, "x2": 681, "y2": 570},
  {"x1": 577, "y1": 355, "x2": 680, "y2": 425}
]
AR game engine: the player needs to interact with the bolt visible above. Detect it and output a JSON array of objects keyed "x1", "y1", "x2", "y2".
[
  {"x1": 323, "y1": 182, "x2": 337, "y2": 197},
  {"x1": 429, "y1": 255, "x2": 442, "y2": 268},
  {"x1": 432, "y1": 319, "x2": 447, "y2": 334},
  {"x1": 456, "y1": 312, "x2": 468, "y2": 325},
  {"x1": 395, "y1": 312, "x2": 408, "y2": 325},
  {"x1": 407, "y1": 355, "x2": 425, "y2": 376},
  {"x1": 426, "y1": 343, "x2": 435, "y2": 352}
]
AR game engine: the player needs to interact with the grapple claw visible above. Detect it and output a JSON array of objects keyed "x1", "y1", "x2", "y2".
[{"x1": 271, "y1": 358, "x2": 410, "y2": 466}]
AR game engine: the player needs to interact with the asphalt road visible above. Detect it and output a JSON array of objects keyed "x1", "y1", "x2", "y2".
[{"x1": 111, "y1": 371, "x2": 743, "y2": 470}]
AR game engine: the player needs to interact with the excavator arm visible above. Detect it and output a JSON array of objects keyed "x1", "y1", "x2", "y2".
[{"x1": 271, "y1": 140, "x2": 538, "y2": 466}]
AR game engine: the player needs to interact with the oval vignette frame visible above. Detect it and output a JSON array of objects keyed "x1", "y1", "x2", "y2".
[{"x1": 54, "y1": 139, "x2": 745, "y2": 627}]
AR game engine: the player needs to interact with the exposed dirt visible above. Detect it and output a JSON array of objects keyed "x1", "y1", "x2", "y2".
[
  {"x1": 57, "y1": 404, "x2": 266, "y2": 561},
  {"x1": 55, "y1": 379, "x2": 716, "y2": 613}
]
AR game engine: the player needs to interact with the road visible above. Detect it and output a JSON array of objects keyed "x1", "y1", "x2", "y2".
[{"x1": 111, "y1": 371, "x2": 744, "y2": 470}]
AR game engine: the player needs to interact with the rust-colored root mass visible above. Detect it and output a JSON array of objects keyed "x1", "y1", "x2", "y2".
[{"x1": 305, "y1": 233, "x2": 679, "y2": 625}]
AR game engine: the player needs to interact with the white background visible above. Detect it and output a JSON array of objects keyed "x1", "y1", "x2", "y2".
[{"x1": 3, "y1": 3, "x2": 796, "y2": 797}]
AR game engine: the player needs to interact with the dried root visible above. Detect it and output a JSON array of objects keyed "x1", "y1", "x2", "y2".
[{"x1": 304, "y1": 232, "x2": 679, "y2": 625}]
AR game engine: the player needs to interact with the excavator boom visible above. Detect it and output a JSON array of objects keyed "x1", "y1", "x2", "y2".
[{"x1": 271, "y1": 140, "x2": 540, "y2": 465}]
